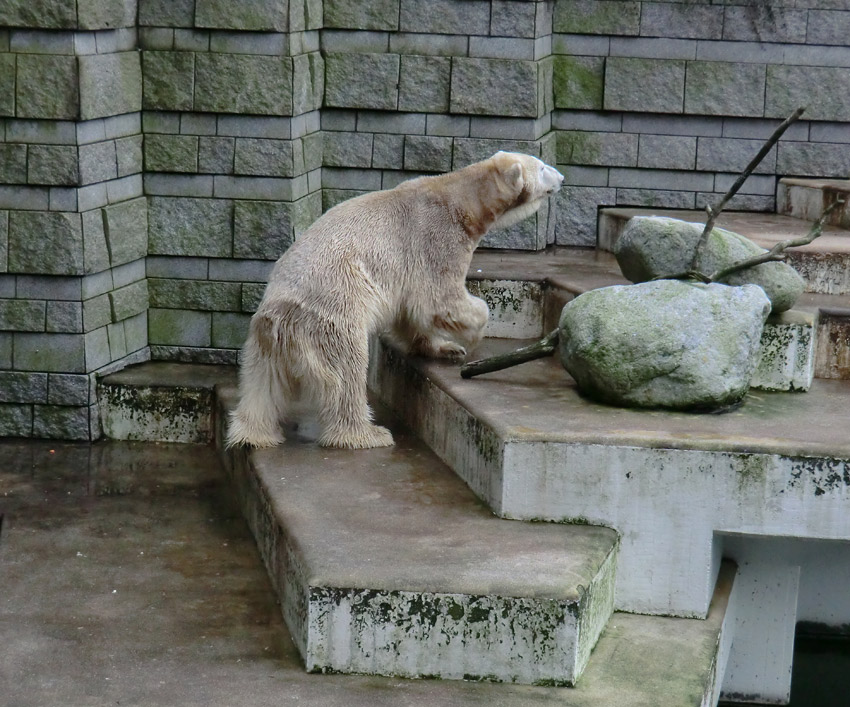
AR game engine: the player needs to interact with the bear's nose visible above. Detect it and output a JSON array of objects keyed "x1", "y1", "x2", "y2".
[{"x1": 545, "y1": 166, "x2": 564, "y2": 193}]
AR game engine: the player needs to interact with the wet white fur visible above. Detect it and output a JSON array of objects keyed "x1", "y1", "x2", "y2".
[{"x1": 226, "y1": 151, "x2": 564, "y2": 449}]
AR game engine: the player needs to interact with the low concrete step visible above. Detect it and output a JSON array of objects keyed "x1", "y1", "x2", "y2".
[
  {"x1": 215, "y1": 384, "x2": 618, "y2": 686},
  {"x1": 778, "y1": 177, "x2": 850, "y2": 229},
  {"x1": 598, "y1": 207, "x2": 850, "y2": 297},
  {"x1": 468, "y1": 248, "x2": 830, "y2": 389}
]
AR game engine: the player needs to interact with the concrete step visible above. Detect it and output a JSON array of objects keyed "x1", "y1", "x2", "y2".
[
  {"x1": 214, "y1": 384, "x2": 618, "y2": 686},
  {"x1": 598, "y1": 207, "x2": 850, "y2": 297},
  {"x1": 778, "y1": 177, "x2": 850, "y2": 229},
  {"x1": 468, "y1": 248, "x2": 836, "y2": 388}
]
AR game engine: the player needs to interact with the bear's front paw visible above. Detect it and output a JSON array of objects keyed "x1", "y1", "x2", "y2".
[{"x1": 437, "y1": 342, "x2": 467, "y2": 361}]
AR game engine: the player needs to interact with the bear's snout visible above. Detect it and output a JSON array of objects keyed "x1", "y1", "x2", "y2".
[{"x1": 543, "y1": 165, "x2": 564, "y2": 195}]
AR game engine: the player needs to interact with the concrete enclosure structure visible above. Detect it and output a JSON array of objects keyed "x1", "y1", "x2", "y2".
[{"x1": 0, "y1": 0, "x2": 848, "y2": 436}]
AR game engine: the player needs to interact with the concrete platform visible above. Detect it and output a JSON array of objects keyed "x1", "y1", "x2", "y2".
[
  {"x1": 0, "y1": 438, "x2": 736, "y2": 707},
  {"x1": 215, "y1": 386, "x2": 618, "y2": 686}
]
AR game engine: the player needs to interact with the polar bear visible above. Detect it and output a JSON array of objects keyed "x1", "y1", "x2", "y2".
[{"x1": 226, "y1": 151, "x2": 564, "y2": 449}]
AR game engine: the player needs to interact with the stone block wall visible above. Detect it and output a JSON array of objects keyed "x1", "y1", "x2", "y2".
[
  {"x1": 2, "y1": 0, "x2": 850, "y2": 439},
  {"x1": 553, "y1": 0, "x2": 850, "y2": 244}
]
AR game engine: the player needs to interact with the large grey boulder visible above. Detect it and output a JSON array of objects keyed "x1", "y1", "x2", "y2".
[
  {"x1": 558, "y1": 280, "x2": 771, "y2": 411},
  {"x1": 615, "y1": 216, "x2": 805, "y2": 312}
]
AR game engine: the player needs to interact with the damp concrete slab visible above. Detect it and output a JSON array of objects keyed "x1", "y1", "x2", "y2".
[{"x1": 0, "y1": 438, "x2": 733, "y2": 707}]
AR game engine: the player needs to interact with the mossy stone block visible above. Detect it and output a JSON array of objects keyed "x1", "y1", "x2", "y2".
[
  {"x1": 104, "y1": 197, "x2": 149, "y2": 267},
  {"x1": 233, "y1": 200, "x2": 295, "y2": 259},
  {"x1": 399, "y1": 56, "x2": 451, "y2": 113},
  {"x1": 148, "y1": 308, "x2": 211, "y2": 347},
  {"x1": 0, "y1": 299, "x2": 46, "y2": 331},
  {"x1": 149, "y1": 279, "x2": 240, "y2": 312},
  {"x1": 83, "y1": 294, "x2": 112, "y2": 332},
  {"x1": 0, "y1": 144, "x2": 27, "y2": 183},
  {"x1": 324, "y1": 0, "x2": 399, "y2": 30},
  {"x1": 77, "y1": 0, "x2": 137, "y2": 30},
  {"x1": 0, "y1": 53, "x2": 15, "y2": 117},
  {"x1": 554, "y1": 55, "x2": 604, "y2": 110},
  {"x1": 139, "y1": 0, "x2": 194, "y2": 27},
  {"x1": 322, "y1": 131, "x2": 373, "y2": 168},
  {"x1": 195, "y1": 0, "x2": 288, "y2": 31},
  {"x1": 325, "y1": 53, "x2": 399, "y2": 111},
  {"x1": 0, "y1": 404, "x2": 32, "y2": 437},
  {"x1": 28, "y1": 145, "x2": 79, "y2": 186},
  {"x1": 554, "y1": 0, "x2": 640, "y2": 35},
  {"x1": 234, "y1": 138, "x2": 295, "y2": 177},
  {"x1": 195, "y1": 53, "x2": 293, "y2": 115},
  {"x1": 199, "y1": 137, "x2": 235, "y2": 174},
  {"x1": 142, "y1": 51, "x2": 195, "y2": 111},
  {"x1": 450, "y1": 58, "x2": 542, "y2": 118},
  {"x1": 400, "y1": 0, "x2": 489, "y2": 35},
  {"x1": 9, "y1": 212, "x2": 84, "y2": 275},
  {"x1": 145, "y1": 134, "x2": 199, "y2": 173},
  {"x1": 0, "y1": 0, "x2": 76, "y2": 29},
  {"x1": 14, "y1": 332, "x2": 86, "y2": 372},
  {"x1": 48, "y1": 373, "x2": 93, "y2": 406},
  {"x1": 148, "y1": 196, "x2": 233, "y2": 257},
  {"x1": 33, "y1": 404, "x2": 93, "y2": 440},
  {"x1": 46, "y1": 301, "x2": 83, "y2": 334},
  {"x1": 79, "y1": 52, "x2": 142, "y2": 120},
  {"x1": 0, "y1": 211, "x2": 8, "y2": 273},
  {"x1": 211, "y1": 312, "x2": 251, "y2": 349},
  {"x1": 117, "y1": 135, "x2": 144, "y2": 178},
  {"x1": 404, "y1": 135, "x2": 452, "y2": 172},
  {"x1": 0, "y1": 371, "x2": 48, "y2": 403},
  {"x1": 110, "y1": 280, "x2": 150, "y2": 322},
  {"x1": 16, "y1": 54, "x2": 79, "y2": 119},
  {"x1": 766, "y1": 65, "x2": 850, "y2": 122},
  {"x1": 685, "y1": 62, "x2": 766, "y2": 118},
  {"x1": 293, "y1": 52, "x2": 324, "y2": 116},
  {"x1": 82, "y1": 209, "x2": 110, "y2": 274},
  {"x1": 604, "y1": 57, "x2": 685, "y2": 114}
]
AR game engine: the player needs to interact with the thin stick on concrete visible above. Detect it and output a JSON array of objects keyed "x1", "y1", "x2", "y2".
[
  {"x1": 461, "y1": 328, "x2": 560, "y2": 379},
  {"x1": 708, "y1": 199, "x2": 844, "y2": 282}
]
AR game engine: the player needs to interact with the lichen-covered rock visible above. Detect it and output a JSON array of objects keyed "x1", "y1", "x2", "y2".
[
  {"x1": 558, "y1": 280, "x2": 771, "y2": 411},
  {"x1": 615, "y1": 215, "x2": 805, "y2": 312}
]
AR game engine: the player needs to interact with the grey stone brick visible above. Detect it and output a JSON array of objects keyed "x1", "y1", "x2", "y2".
[
  {"x1": 33, "y1": 404, "x2": 94, "y2": 441},
  {"x1": 398, "y1": 56, "x2": 451, "y2": 113},
  {"x1": 196, "y1": 0, "x2": 288, "y2": 31},
  {"x1": 323, "y1": 131, "x2": 373, "y2": 168},
  {"x1": 83, "y1": 293, "x2": 113, "y2": 332},
  {"x1": 685, "y1": 61, "x2": 765, "y2": 118},
  {"x1": 78, "y1": 52, "x2": 142, "y2": 121},
  {"x1": 16, "y1": 54, "x2": 79, "y2": 120},
  {"x1": 323, "y1": 188, "x2": 368, "y2": 211},
  {"x1": 325, "y1": 53, "x2": 399, "y2": 111},
  {"x1": 149, "y1": 278, "x2": 239, "y2": 311},
  {"x1": 554, "y1": 55, "x2": 604, "y2": 110},
  {"x1": 48, "y1": 373, "x2": 92, "y2": 406},
  {"x1": 400, "y1": 0, "x2": 489, "y2": 35},
  {"x1": 301, "y1": 132, "x2": 324, "y2": 172},
  {"x1": 324, "y1": 0, "x2": 399, "y2": 30},
  {"x1": 721, "y1": 117, "x2": 809, "y2": 142},
  {"x1": 388, "y1": 32, "x2": 469, "y2": 57},
  {"x1": 697, "y1": 137, "x2": 776, "y2": 175},
  {"x1": 241, "y1": 283, "x2": 266, "y2": 312},
  {"x1": 124, "y1": 311, "x2": 147, "y2": 354},
  {"x1": 0, "y1": 186, "x2": 50, "y2": 211},
  {"x1": 116, "y1": 135, "x2": 144, "y2": 178},
  {"x1": 142, "y1": 51, "x2": 195, "y2": 112},
  {"x1": 554, "y1": 185, "x2": 616, "y2": 246},
  {"x1": 321, "y1": 29, "x2": 389, "y2": 53},
  {"x1": 104, "y1": 197, "x2": 148, "y2": 267},
  {"x1": 0, "y1": 54, "x2": 16, "y2": 117},
  {"x1": 81, "y1": 269, "x2": 113, "y2": 300},
  {"x1": 180, "y1": 113, "x2": 217, "y2": 136},
  {"x1": 609, "y1": 37, "x2": 696, "y2": 61},
  {"x1": 78, "y1": 140, "x2": 119, "y2": 184},
  {"x1": 211, "y1": 312, "x2": 251, "y2": 348},
  {"x1": 148, "y1": 308, "x2": 211, "y2": 347},
  {"x1": 0, "y1": 404, "x2": 32, "y2": 437},
  {"x1": 199, "y1": 137, "x2": 235, "y2": 174},
  {"x1": 209, "y1": 31, "x2": 287, "y2": 55},
  {"x1": 46, "y1": 300, "x2": 83, "y2": 333},
  {"x1": 557, "y1": 130, "x2": 637, "y2": 167},
  {"x1": 451, "y1": 58, "x2": 545, "y2": 118},
  {"x1": 0, "y1": 276, "x2": 12, "y2": 299},
  {"x1": 17, "y1": 275, "x2": 82, "y2": 302},
  {"x1": 9, "y1": 212, "x2": 83, "y2": 275},
  {"x1": 321, "y1": 167, "x2": 382, "y2": 191},
  {"x1": 234, "y1": 138, "x2": 295, "y2": 176},
  {"x1": 195, "y1": 54, "x2": 294, "y2": 116},
  {"x1": 110, "y1": 280, "x2": 149, "y2": 321},
  {"x1": 616, "y1": 188, "x2": 696, "y2": 210},
  {"x1": 695, "y1": 40, "x2": 784, "y2": 66},
  {"x1": 292, "y1": 52, "x2": 325, "y2": 116},
  {"x1": 766, "y1": 65, "x2": 850, "y2": 122},
  {"x1": 142, "y1": 111, "x2": 181, "y2": 135},
  {"x1": 722, "y1": 6, "x2": 807, "y2": 43},
  {"x1": 0, "y1": 144, "x2": 28, "y2": 184},
  {"x1": 452, "y1": 137, "x2": 543, "y2": 169},
  {"x1": 146, "y1": 256, "x2": 209, "y2": 280},
  {"x1": 139, "y1": 27, "x2": 175, "y2": 50},
  {"x1": 777, "y1": 142, "x2": 850, "y2": 178},
  {"x1": 144, "y1": 174, "x2": 213, "y2": 198},
  {"x1": 0, "y1": 370, "x2": 45, "y2": 403},
  {"x1": 107, "y1": 320, "x2": 127, "y2": 361},
  {"x1": 640, "y1": 2, "x2": 723, "y2": 40},
  {"x1": 0, "y1": 212, "x2": 7, "y2": 273},
  {"x1": 621, "y1": 113, "x2": 722, "y2": 137},
  {"x1": 696, "y1": 192, "x2": 774, "y2": 213},
  {"x1": 357, "y1": 111, "x2": 426, "y2": 135},
  {"x1": 14, "y1": 332, "x2": 86, "y2": 372},
  {"x1": 213, "y1": 175, "x2": 296, "y2": 201},
  {"x1": 810, "y1": 122, "x2": 850, "y2": 144},
  {"x1": 208, "y1": 258, "x2": 273, "y2": 282},
  {"x1": 6, "y1": 119, "x2": 77, "y2": 145},
  {"x1": 469, "y1": 36, "x2": 535, "y2": 61},
  {"x1": 713, "y1": 173, "x2": 775, "y2": 196},
  {"x1": 144, "y1": 134, "x2": 199, "y2": 173},
  {"x1": 609, "y1": 167, "x2": 714, "y2": 192},
  {"x1": 77, "y1": 0, "x2": 137, "y2": 30},
  {"x1": 637, "y1": 134, "x2": 696, "y2": 170},
  {"x1": 233, "y1": 200, "x2": 295, "y2": 259},
  {"x1": 106, "y1": 174, "x2": 143, "y2": 204},
  {"x1": 293, "y1": 191, "x2": 322, "y2": 235},
  {"x1": 404, "y1": 135, "x2": 452, "y2": 172},
  {"x1": 139, "y1": 0, "x2": 194, "y2": 27},
  {"x1": 74, "y1": 31, "x2": 97, "y2": 55},
  {"x1": 372, "y1": 133, "x2": 405, "y2": 169},
  {"x1": 85, "y1": 326, "x2": 111, "y2": 370},
  {"x1": 491, "y1": 0, "x2": 537, "y2": 38},
  {"x1": 808, "y1": 10, "x2": 850, "y2": 47},
  {"x1": 322, "y1": 110, "x2": 357, "y2": 132},
  {"x1": 217, "y1": 115, "x2": 292, "y2": 139},
  {"x1": 0, "y1": 0, "x2": 76, "y2": 29},
  {"x1": 554, "y1": 1, "x2": 640, "y2": 35},
  {"x1": 173, "y1": 29, "x2": 210, "y2": 52},
  {"x1": 603, "y1": 57, "x2": 685, "y2": 114},
  {"x1": 0, "y1": 333, "x2": 10, "y2": 369},
  {"x1": 426, "y1": 115, "x2": 470, "y2": 137},
  {"x1": 9, "y1": 29, "x2": 75, "y2": 54},
  {"x1": 112, "y1": 258, "x2": 146, "y2": 288},
  {"x1": 561, "y1": 164, "x2": 609, "y2": 187},
  {"x1": 148, "y1": 196, "x2": 233, "y2": 258},
  {"x1": 49, "y1": 188, "x2": 78, "y2": 212},
  {"x1": 0, "y1": 299, "x2": 45, "y2": 331}
]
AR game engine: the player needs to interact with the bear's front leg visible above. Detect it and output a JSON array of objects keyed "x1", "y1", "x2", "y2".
[{"x1": 411, "y1": 292, "x2": 489, "y2": 360}]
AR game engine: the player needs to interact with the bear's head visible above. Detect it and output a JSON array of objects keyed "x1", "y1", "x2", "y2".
[{"x1": 487, "y1": 151, "x2": 564, "y2": 232}]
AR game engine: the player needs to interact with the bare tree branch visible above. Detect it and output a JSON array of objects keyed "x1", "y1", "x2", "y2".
[{"x1": 461, "y1": 328, "x2": 560, "y2": 379}]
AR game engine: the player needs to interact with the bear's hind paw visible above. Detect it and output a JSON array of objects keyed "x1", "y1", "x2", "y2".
[{"x1": 319, "y1": 424, "x2": 394, "y2": 449}]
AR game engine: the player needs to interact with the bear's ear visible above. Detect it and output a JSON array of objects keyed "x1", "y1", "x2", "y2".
[{"x1": 504, "y1": 161, "x2": 524, "y2": 193}]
